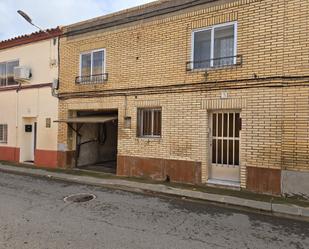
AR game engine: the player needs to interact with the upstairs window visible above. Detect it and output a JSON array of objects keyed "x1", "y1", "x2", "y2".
[
  {"x1": 137, "y1": 108, "x2": 162, "y2": 138},
  {"x1": 192, "y1": 22, "x2": 237, "y2": 69},
  {"x1": 0, "y1": 60, "x2": 19, "y2": 87},
  {"x1": 0, "y1": 124, "x2": 8, "y2": 144},
  {"x1": 77, "y1": 49, "x2": 107, "y2": 84}
]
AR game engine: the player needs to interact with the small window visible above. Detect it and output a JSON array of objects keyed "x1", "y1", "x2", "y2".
[
  {"x1": 0, "y1": 60, "x2": 19, "y2": 87},
  {"x1": 192, "y1": 22, "x2": 237, "y2": 69},
  {"x1": 0, "y1": 124, "x2": 8, "y2": 144},
  {"x1": 137, "y1": 108, "x2": 162, "y2": 138},
  {"x1": 77, "y1": 49, "x2": 106, "y2": 84},
  {"x1": 46, "y1": 118, "x2": 51, "y2": 128}
]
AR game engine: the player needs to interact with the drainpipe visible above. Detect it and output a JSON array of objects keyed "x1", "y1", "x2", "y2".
[
  {"x1": 124, "y1": 94, "x2": 128, "y2": 117},
  {"x1": 14, "y1": 83, "x2": 22, "y2": 162}
]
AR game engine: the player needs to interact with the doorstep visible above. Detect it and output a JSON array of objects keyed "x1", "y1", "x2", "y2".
[{"x1": 207, "y1": 179, "x2": 241, "y2": 190}]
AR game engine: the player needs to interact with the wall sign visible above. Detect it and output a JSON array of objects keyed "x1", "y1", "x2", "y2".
[
  {"x1": 25, "y1": 125, "x2": 32, "y2": 132},
  {"x1": 46, "y1": 118, "x2": 51, "y2": 128}
]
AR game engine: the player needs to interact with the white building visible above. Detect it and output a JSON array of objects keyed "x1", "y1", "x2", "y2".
[{"x1": 0, "y1": 28, "x2": 61, "y2": 167}]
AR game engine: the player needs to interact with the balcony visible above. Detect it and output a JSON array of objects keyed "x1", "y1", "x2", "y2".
[
  {"x1": 75, "y1": 73, "x2": 108, "y2": 85},
  {"x1": 186, "y1": 55, "x2": 242, "y2": 71}
]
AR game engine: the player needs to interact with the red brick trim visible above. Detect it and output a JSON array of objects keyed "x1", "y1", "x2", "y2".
[
  {"x1": 0, "y1": 83, "x2": 52, "y2": 92},
  {"x1": 0, "y1": 146, "x2": 20, "y2": 162},
  {"x1": 0, "y1": 27, "x2": 62, "y2": 50},
  {"x1": 34, "y1": 149, "x2": 59, "y2": 168},
  {"x1": 117, "y1": 155, "x2": 201, "y2": 184}
]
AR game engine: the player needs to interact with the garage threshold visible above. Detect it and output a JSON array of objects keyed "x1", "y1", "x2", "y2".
[{"x1": 77, "y1": 161, "x2": 117, "y2": 174}]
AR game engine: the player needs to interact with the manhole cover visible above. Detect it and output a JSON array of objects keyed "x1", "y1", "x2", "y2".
[{"x1": 64, "y1": 193, "x2": 96, "y2": 203}]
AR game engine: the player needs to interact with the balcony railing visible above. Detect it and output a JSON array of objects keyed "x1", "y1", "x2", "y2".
[
  {"x1": 75, "y1": 73, "x2": 108, "y2": 85},
  {"x1": 186, "y1": 55, "x2": 242, "y2": 71}
]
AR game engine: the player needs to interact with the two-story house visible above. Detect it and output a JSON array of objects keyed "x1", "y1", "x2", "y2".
[
  {"x1": 57, "y1": 0, "x2": 309, "y2": 197},
  {"x1": 0, "y1": 28, "x2": 61, "y2": 167}
]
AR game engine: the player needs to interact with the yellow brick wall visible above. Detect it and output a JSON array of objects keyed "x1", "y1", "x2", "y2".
[
  {"x1": 58, "y1": 0, "x2": 309, "y2": 185},
  {"x1": 59, "y1": 84, "x2": 309, "y2": 186},
  {"x1": 59, "y1": 0, "x2": 302, "y2": 93},
  {"x1": 283, "y1": 0, "x2": 309, "y2": 76}
]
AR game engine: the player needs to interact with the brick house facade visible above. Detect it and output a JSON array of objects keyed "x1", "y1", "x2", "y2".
[{"x1": 57, "y1": 0, "x2": 309, "y2": 196}]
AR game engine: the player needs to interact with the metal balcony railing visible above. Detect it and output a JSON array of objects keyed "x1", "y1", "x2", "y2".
[
  {"x1": 75, "y1": 73, "x2": 108, "y2": 85},
  {"x1": 186, "y1": 55, "x2": 242, "y2": 71}
]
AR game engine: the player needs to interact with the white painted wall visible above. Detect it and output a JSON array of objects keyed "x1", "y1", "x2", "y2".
[
  {"x1": 0, "y1": 38, "x2": 58, "y2": 84},
  {"x1": 0, "y1": 38, "x2": 59, "y2": 162}
]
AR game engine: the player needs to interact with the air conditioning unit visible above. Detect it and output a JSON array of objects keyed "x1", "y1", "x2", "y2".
[{"x1": 14, "y1": 67, "x2": 31, "y2": 82}]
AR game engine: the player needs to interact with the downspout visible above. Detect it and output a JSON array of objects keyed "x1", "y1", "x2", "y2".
[
  {"x1": 51, "y1": 36, "x2": 60, "y2": 98},
  {"x1": 14, "y1": 83, "x2": 22, "y2": 162}
]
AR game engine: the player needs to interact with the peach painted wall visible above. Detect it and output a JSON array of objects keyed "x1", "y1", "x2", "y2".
[{"x1": 0, "y1": 38, "x2": 59, "y2": 166}]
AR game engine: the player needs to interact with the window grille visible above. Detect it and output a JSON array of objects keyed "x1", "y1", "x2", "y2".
[
  {"x1": 137, "y1": 108, "x2": 162, "y2": 138},
  {"x1": 0, "y1": 124, "x2": 8, "y2": 144},
  {"x1": 211, "y1": 112, "x2": 241, "y2": 167}
]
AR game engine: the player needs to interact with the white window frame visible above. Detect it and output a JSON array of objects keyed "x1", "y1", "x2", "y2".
[
  {"x1": 137, "y1": 108, "x2": 162, "y2": 138},
  {"x1": 0, "y1": 124, "x2": 8, "y2": 144},
  {"x1": 0, "y1": 59, "x2": 19, "y2": 87},
  {"x1": 191, "y1": 21, "x2": 238, "y2": 70},
  {"x1": 79, "y1": 48, "x2": 106, "y2": 78}
]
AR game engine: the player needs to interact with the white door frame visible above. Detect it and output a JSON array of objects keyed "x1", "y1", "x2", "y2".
[
  {"x1": 20, "y1": 117, "x2": 37, "y2": 163},
  {"x1": 30, "y1": 122, "x2": 37, "y2": 161}
]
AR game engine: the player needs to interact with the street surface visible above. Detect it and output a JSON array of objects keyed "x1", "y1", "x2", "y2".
[{"x1": 0, "y1": 172, "x2": 308, "y2": 249}]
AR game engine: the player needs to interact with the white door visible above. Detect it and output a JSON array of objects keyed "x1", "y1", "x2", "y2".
[
  {"x1": 21, "y1": 119, "x2": 37, "y2": 163},
  {"x1": 209, "y1": 111, "x2": 241, "y2": 183},
  {"x1": 31, "y1": 122, "x2": 37, "y2": 161}
]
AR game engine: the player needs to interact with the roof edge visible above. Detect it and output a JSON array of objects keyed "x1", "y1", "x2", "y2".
[
  {"x1": 0, "y1": 27, "x2": 62, "y2": 51},
  {"x1": 65, "y1": 0, "x2": 169, "y2": 30},
  {"x1": 64, "y1": 0, "x2": 219, "y2": 37}
]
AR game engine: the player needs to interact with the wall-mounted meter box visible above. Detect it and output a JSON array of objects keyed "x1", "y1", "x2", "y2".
[{"x1": 25, "y1": 125, "x2": 32, "y2": 132}]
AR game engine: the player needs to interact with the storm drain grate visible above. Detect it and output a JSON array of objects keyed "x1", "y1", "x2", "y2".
[{"x1": 64, "y1": 193, "x2": 96, "y2": 203}]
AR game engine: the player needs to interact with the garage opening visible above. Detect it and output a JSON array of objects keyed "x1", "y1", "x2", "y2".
[
  {"x1": 76, "y1": 110, "x2": 118, "y2": 174},
  {"x1": 56, "y1": 110, "x2": 118, "y2": 174}
]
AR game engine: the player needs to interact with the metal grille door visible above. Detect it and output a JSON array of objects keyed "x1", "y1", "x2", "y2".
[{"x1": 209, "y1": 111, "x2": 241, "y2": 183}]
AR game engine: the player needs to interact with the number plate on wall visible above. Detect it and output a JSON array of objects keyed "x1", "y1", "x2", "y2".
[{"x1": 25, "y1": 125, "x2": 32, "y2": 132}]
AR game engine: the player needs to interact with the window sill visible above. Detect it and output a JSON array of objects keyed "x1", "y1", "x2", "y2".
[
  {"x1": 76, "y1": 81, "x2": 107, "y2": 85},
  {"x1": 75, "y1": 73, "x2": 108, "y2": 85},
  {"x1": 188, "y1": 64, "x2": 239, "y2": 73},
  {"x1": 136, "y1": 137, "x2": 162, "y2": 142},
  {"x1": 186, "y1": 55, "x2": 243, "y2": 73}
]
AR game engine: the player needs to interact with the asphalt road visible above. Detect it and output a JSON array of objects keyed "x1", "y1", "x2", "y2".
[{"x1": 0, "y1": 172, "x2": 308, "y2": 249}]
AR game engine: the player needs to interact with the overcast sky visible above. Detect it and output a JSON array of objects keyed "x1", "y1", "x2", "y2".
[{"x1": 0, "y1": 0, "x2": 155, "y2": 41}]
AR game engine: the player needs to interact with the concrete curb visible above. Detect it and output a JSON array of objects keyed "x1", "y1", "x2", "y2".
[{"x1": 0, "y1": 163, "x2": 308, "y2": 221}]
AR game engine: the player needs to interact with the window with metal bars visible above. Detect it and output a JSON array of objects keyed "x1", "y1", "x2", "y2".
[
  {"x1": 137, "y1": 108, "x2": 162, "y2": 138},
  {"x1": 77, "y1": 49, "x2": 106, "y2": 84},
  {"x1": 211, "y1": 112, "x2": 241, "y2": 167},
  {"x1": 0, "y1": 124, "x2": 8, "y2": 144},
  {"x1": 192, "y1": 22, "x2": 237, "y2": 70}
]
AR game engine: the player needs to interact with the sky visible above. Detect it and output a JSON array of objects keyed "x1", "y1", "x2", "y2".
[{"x1": 0, "y1": 0, "x2": 155, "y2": 41}]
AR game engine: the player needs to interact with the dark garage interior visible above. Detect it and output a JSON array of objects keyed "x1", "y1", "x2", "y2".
[{"x1": 75, "y1": 110, "x2": 118, "y2": 174}]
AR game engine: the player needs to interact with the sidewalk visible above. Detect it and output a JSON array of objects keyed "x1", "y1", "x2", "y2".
[{"x1": 0, "y1": 162, "x2": 308, "y2": 221}]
